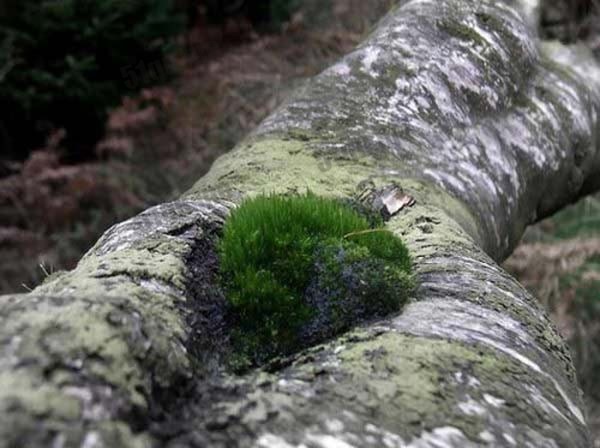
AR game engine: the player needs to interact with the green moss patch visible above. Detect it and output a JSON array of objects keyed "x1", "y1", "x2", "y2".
[{"x1": 218, "y1": 193, "x2": 413, "y2": 368}]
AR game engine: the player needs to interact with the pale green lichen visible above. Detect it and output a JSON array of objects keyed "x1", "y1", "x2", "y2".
[
  {"x1": 185, "y1": 136, "x2": 486, "y2": 252},
  {"x1": 0, "y1": 208, "x2": 202, "y2": 446},
  {"x1": 185, "y1": 136, "x2": 386, "y2": 201},
  {"x1": 327, "y1": 331, "x2": 573, "y2": 443}
]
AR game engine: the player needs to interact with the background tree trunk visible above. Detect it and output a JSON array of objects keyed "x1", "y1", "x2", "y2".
[{"x1": 2, "y1": 0, "x2": 600, "y2": 446}]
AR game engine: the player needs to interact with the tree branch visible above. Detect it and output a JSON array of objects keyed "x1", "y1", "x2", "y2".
[{"x1": 1, "y1": 0, "x2": 600, "y2": 446}]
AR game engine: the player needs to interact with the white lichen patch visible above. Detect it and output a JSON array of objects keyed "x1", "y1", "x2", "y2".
[
  {"x1": 364, "y1": 423, "x2": 406, "y2": 447},
  {"x1": 503, "y1": 432, "x2": 518, "y2": 446},
  {"x1": 483, "y1": 393, "x2": 505, "y2": 408},
  {"x1": 482, "y1": 338, "x2": 585, "y2": 426},
  {"x1": 525, "y1": 384, "x2": 571, "y2": 424},
  {"x1": 478, "y1": 430, "x2": 496, "y2": 443},
  {"x1": 324, "y1": 419, "x2": 345, "y2": 433},
  {"x1": 457, "y1": 396, "x2": 487, "y2": 416},
  {"x1": 408, "y1": 426, "x2": 475, "y2": 448},
  {"x1": 81, "y1": 432, "x2": 101, "y2": 448},
  {"x1": 256, "y1": 433, "x2": 297, "y2": 448},
  {"x1": 327, "y1": 62, "x2": 352, "y2": 77},
  {"x1": 360, "y1": 46, "x2": 382, "y2": 78},
  {"x1": 389, "y1": 298, "x2": 585, "y2": 426},
  {"x1": 304, "y1": 434, "x2": 355, "y2": 448},
  {"x1": 454, "y1": 371, "x2": 482, "y2": 388}
]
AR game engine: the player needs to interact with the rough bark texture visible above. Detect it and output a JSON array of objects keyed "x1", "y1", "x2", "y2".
[{"x1": 2, "y1": 0, "x2": 600, "y2": 446}]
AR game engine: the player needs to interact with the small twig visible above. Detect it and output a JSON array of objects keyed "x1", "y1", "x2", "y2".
[
  {"x1": 39, "y1": 263, "x2": 51, "y2": 277},
  {"x1": 343, "y1": 228, "x2": 393, "y2": 239}
]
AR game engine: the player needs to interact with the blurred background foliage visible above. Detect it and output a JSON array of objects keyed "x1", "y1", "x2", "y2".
[
  {"x1": 204, "y1": 0, "x2": 302, "y2": 29},
  {"x1": 0, "y1": 0, "x2": 599, "y2": 444},
  {"x1": 0, "y1": 0, "x2": 185, "y2": 161},
  {"x1": 0, "y1": 0, "x2": 302, "y2": 162},
  {"x1": 504, "y1": 195, "x2": 600, "y2": 441}
]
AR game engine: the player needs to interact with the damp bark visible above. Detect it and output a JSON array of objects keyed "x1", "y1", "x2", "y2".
[{"x1": 2, "y1": 0, "x2": 600, "y2": 446}]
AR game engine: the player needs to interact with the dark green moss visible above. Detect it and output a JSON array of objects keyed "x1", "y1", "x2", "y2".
[{"x1": 218, "y1": 193, "x2": 413, "y2": 368}]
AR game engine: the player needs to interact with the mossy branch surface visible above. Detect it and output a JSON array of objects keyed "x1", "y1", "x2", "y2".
[{"x1": 217, "y1": 193, "x2": 413, "y2": 367}]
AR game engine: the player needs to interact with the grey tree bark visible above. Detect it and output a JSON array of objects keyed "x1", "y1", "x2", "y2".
[{"x1": 2, "y1": 0, "x2": 600, "y2": 446}]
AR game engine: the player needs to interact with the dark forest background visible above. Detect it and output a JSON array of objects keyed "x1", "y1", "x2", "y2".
[{"x1": 0, "y1": 0, "x2": 599, "y2": 444}]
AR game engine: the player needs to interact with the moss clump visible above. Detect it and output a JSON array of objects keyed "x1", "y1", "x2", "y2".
[{"x1": 218, "y1": 193, "x2": 413, "y2": 367}]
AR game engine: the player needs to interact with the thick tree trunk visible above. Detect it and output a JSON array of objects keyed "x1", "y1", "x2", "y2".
[{"x1": 2, "y1": 0, "x2": 600, "y2": 446}]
